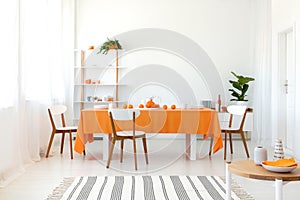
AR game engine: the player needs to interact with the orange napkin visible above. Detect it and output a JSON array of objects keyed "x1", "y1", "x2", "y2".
[{"x1": 262, "y1": 158, "x2": 298, "y2": 167}]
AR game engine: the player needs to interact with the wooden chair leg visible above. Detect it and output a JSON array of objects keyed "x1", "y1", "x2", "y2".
[
  {"x1": 229, "y1": 133, "x2": 233, "y2": 154},
  {"x1": 209, "y1": 135, "x2": 213, "y2": 157},
  {"x1": 240, "y1": 131, "x2": 250, "y2": 158},
  {"x1": 69, "y1": 132, "x2": 73, "y2": 159},
  {"x1": 120, "y1": 139, "x2": 124, "y2": 163},
  {"x1": 133, "y1": 138, "x2": 138, "y2": 170},
  {"x1": 224, "y1": 132, "x2": 227, "y2": 160},
  {"x1": 142, "y1": 137, "x2": 149, "y2": 164},
  {"x1": 46, "y1": 131, "x2": 56, "y2": 158},
  {"x1": 83, "y1": 150, "x2": 86, "y2": 156},
  {"x1": 106, "y1": 138, "x2": 116, "y2": 168},
  {"x1": 60, "y1": 133, "x2": 65, "y2": 154}
]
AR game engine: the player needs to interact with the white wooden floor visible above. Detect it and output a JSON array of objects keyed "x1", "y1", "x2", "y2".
[{"x1": 0, "y1": 137, "x2": 299, "y2": 200}]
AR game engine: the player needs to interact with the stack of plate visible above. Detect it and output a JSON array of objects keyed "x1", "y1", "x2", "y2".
[{"x1": 94, "y1": 105, "x2": 108, "y2": 109}]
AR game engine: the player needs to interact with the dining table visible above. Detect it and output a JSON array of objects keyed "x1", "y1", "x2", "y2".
[{"x1": 74, "y1": 108, "x2": 223, "y2": 160}]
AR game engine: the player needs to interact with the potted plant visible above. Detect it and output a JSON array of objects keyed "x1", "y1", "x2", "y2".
[
  {"x1": 97, "y1": 37, "x2": 123, "y2": 106},
  {"x1": 97, "y1": 37, "x2": 122, "y2": 55},
  {"x1": 229, "y1": 71, "x2": 255, "y2": 102}
]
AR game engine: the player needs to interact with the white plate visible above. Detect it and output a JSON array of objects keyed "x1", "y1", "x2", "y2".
[
  {"x1": 94, "y1": 105, "x2": 108, "y2": 109},
  {"x1": 261, "y1": 163, "x2": 297, "y2": 173}
]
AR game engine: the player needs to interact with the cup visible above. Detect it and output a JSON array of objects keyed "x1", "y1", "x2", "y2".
[
  {"x1": 103, "y1": 95, "x2": 108, "y2": 101},
  {"x1": 93, "y1": 96, "x2": 98, "y2": 102},
  {"x1": 87, "y1": 96, "x2": 92, "y2": 102},
  {"x1": 201, "y1": 100, "x2": 212, "y2": 108}
]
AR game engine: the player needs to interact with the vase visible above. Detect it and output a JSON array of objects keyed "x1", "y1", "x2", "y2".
[
  {"x1": 254, "y1": 146, "x2": 268, "y2": 165},
  {"x1": 234, "y1": 101, "x2": 249, "y2": 106},
  {"x1": 273, "y1": 138, "x2": 284, "y2": 160}
]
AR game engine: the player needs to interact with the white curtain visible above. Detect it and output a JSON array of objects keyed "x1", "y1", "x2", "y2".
[
  {"x1": 0, "y1": 0, "x2": 74, "y2": 187},
  {"x1": 250, "y1": 0, "x2": 273, "y2": 146}
]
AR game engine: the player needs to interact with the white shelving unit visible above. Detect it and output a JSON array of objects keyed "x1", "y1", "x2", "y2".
[{"x1": 72, "y1": 49, "x2": 127, "y2": 124}]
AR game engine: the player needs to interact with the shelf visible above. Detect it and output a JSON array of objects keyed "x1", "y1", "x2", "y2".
[
  {"x1": 74, "y1": 65, "x2": 127, "y2": 69},
  {"x1": 74, "y1": 83, "x2": 126, "y2": 86},
  {"x1": 73, "y1": 48, "x2": 125, "y2": 120},
  {"x1": 73, "y1": 100, "x2": 127, "y2": 104}
]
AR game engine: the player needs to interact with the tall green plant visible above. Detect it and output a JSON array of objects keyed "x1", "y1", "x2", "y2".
[{"x1": 229, "y1": 71, "x2": 255, "y2": 101}]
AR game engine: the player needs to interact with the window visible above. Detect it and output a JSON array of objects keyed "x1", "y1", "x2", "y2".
[{"x1": 0, "y1": 0, "x2": 19, "y2": 108}]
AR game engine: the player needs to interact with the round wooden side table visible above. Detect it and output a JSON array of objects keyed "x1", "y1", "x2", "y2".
[{"x1": 226, "y1": 159, "x2": 300, "y2": 200}]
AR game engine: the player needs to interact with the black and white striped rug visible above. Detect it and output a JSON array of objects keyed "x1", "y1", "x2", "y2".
[{"x1": 48, "y1": 176, "x2": 253, "y2": 200}]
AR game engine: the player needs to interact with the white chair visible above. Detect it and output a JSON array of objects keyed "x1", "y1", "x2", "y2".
[
  {"x1": 222, "y1": 105, "x2": 250, "y2": 160},
  {"x1": 106, "y1": 109, "x2": 149, "y2": 170},
  {"x1": 46, "y1": 105, "x2": 77, "y2": 159}
]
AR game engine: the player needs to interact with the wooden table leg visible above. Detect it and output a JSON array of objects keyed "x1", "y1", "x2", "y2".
[
  {"x1": 226, "y1": 162, "x2": 232, "y2": 200},
  {"x1": 275, "y1": 179, "x2": 283, "y2": 200}
]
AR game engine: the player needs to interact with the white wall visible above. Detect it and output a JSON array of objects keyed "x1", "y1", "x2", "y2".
[
  {"x1": 75, "y1": 0, "x2": 253, "y2": 105},
  {"x1": 271, "y1": 0, "x2": 300, "y2": 158}
]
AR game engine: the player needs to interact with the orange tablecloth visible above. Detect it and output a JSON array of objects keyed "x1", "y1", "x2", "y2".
[{"x1": 74, "y1": 108, "x2": 223, "y2": 154}]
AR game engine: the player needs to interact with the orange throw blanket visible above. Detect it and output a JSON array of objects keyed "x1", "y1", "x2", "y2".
[{"x1": 262, "y1": 158, "x2": 298, "y2": 167}]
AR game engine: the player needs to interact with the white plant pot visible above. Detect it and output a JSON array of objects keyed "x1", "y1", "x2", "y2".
[{"x1": 229, "y1": 101, "x2": 249, "y2": 106}]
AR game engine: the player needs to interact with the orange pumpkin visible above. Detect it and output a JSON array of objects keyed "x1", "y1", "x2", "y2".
[
  {"x1": 146, "y1": 99, "x2": 155, "y2": 108},
  {"x1": 122, "y1": 104, "x2": 127, "y2": 109},
  {"x1": 139, "y1": 104, "x2": 144, "y2": 108},
  {"x1": 171, "y1": 104, "x2": 176, "y2": 109},
  {"x1": 163, "y1": 105, "x2": 168, "y2": 110},
  {"x1": 128, "y1": 104, "x2": 133, "y2": 109}
]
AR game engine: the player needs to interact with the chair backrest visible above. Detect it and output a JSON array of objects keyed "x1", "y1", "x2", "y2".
[
  {"x1": 48, "y1": 105, "x2": 67, "y2": 129},
  {"x1": 108, "y1": 109, "x2": 140, "y2": 136},
  {"x1": 227, "y1": 105, "x2": 248, "y2": 130}
]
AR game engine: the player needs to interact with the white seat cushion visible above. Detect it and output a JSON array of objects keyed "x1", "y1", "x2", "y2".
[
  {"x1": 116, "y1": 130, "x2": 145, "y2": 137},
  {"x1": 57, "y1": 126, "x2": 77, "y2": 131}
]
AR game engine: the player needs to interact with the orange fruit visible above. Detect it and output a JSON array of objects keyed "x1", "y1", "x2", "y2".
[
  {"x1": 171, "y1": 104, "x2": 176, "y2": 109},
  {"x1": 128, "y1": 104, "x2": 133, "y2": 109},
  {"x1": 139, "y1": 104, "x2": 144, "y2": 108},
  {"x1": 163, "y1": 105, "x2": 168, "y2": 110},
  {"x1": 122, "y1": 104, "x2": 127, "y2": 109}
]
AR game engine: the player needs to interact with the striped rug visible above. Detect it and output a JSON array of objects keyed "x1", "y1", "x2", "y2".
[{"x1": 47, "y1": 176, "x2": 253, "y2": 200}]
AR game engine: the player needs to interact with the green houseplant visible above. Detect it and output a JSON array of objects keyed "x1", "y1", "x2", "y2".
[
  {"x1": 97, "y1": 37, "x2": 123, "y2": 106},
  {"x1": 97, "y1": 37, "x2": 122, "y2": 55},
  {"x1": 229, "y1": 71, "x2": 255, "y2": 101}
]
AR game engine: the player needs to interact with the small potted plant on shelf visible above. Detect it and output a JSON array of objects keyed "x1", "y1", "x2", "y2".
[
  {"x1": 97, "y1": 37, "x2": 123, "y2": 107},
  {"x1": 97, "y1": 37, "x2": 122, "y2": 55},
  {"x1": 229, "y1": 71, "x2": 255, "y2": 102}
]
